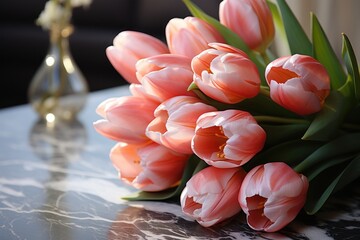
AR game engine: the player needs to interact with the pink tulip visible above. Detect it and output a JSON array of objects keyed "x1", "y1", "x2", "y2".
[
  {"x1": 192, "y1": 43, "x2": 261, "y2": 104},
  {"x1": 135, "y1": 54, "x2": 196, "y2": 103},
  {"x1": 110, "y1": 142, "x2": 189, "y2": 192},
  {"x1": 106, "y1": 31, "x2": 169, "y2": 84},
  {"x1": 181, "y1": 166, "x2": 246, "y2": 227},
  {"x1": 128, "y1": 83, "x2": 149, "y2": 98},
  {"x1": 219, "y1": 0, "x2": 275, "y2": 53},
  {"x1": 93, "y1": 95, "x2": 158, "y2": 144},
  {"x1": 192, "y1": 109, "x2": 266, "y2": 168},
  {"x1": 165, "y1": 16, "x2": 225, "y2": 58},
  {"x1": 146, "y1": 96, "x2": 216, "y2": 154},
  {"x1": 239, "y1": 162, "x2": 308, "y2": 232},
  {"x1": 265, "y1": 54, "x2": 330, "y2": 115}
]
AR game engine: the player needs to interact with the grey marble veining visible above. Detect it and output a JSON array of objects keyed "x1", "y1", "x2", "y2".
[{"x1": 0, "y1": 87, "x2": 359, "y2": 240}]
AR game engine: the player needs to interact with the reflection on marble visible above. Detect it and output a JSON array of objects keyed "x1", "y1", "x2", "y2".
[
  {"x1": 29, "y1": 119, "x2": 87, "y2": 161},
  {"x1": 0, "y1": 87, "x2": 359, "y2": 240}
]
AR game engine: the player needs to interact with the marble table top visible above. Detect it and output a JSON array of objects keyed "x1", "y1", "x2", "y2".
[{"x1": 0, "y1": 86, "x2": 359, "y2": 240}]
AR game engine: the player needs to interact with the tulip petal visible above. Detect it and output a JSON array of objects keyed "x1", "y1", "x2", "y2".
[
  {"x1": 192, "y1": 44, "x2": 261, "y2": 104},
  {"x1": 266, "y1": 54, "x2": 330, "y2": 115},
  {"x1": 239, "y1": 162, "x2": 308, "y2": 232},
  {"x1": 192, "y1": 110, "x2": 266, "y2": 168},
  {"x1": 181, "y1": 166, "x2": 245, "y2": 227}
]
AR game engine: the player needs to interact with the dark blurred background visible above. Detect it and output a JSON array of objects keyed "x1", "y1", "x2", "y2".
[{"x1": 0, "y1": 0, "x2": 221, "y2": 108}]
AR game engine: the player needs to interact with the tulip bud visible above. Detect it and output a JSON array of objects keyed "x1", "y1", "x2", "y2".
[
  {"x1": 181, "y1": 166, "x2": 246, "y2": 227},
  {"x1": 265, "y1": 54, "x2": 330, "y2": 115},
  {"x1": 135, "y1": 54, "x2": 195, "y2": 103},
  {"x1": 93, "y1": 95, "x2": 158, "y2": 144},
  {"x1": 192, "y1": 43, "x2": 261, "y2": 104},
  {"x1": 239, "y1": 162, "x2": 308, "y2": 232},
  {"x1": 219, "y1": 0, "x2": 275, "y2": 53},
  {"x1": 111, "y1": 142, "x2": 189, "y2": 192},
  {"x1": 106, "y1": 31, "x2": 169, "y2": 84},
  {"x1": 146, "y1": 96, "x2": 216, "y2": 154},
  {"x1": 166, "y1": 17, "x2": 224, "y2": 58},
  {"x1": 192, "y1": 109, "x2": 266, "y2": 168}
]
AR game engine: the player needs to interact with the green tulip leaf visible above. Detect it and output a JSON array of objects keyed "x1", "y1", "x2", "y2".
[
  {"x1": 275, "y1": 0, "x2": 312, "y2": 56},
  {"x1": 122, "y1": 155, "x2": 200, "y2": 201},
  {"x1": 295, "y1": 132, "x2": 360, "y2": 175},
  {"x1": 247, "y1": 139, "x2": 321, "y2": 171},
  {"x1": 267, "y1": 0, "x2": 289, "y2": 55},
  {"x1": 342, "y1": 33, "x2": 360, "y2": 102},
  {"x1": 305, "y1": 154, "x2": 360, "y2": 215},
  {"x1": 333, "y1": 155, "x2": 360, "y2": 192},
  {"x1": 239, "y1": 93, "x2": 300, "y2": 118},
  {"x1": 261, "y1": 123, "x2": 309, "y2": 147},
  {"x1": 306, "y1": 155, "x2": 354, "y2": 181},
  {"x1": 312, "y1": 13, "x2": 346, "y2": 89},
  {"x1": 302, "y1": 90, "x2": 347, "y2": 141},
  {"x1": 192, "y1": 160, "x2": 209, "y2": 175},
  {"x1": 122, "y1": 187, "x2": 179, "y2": 201}
]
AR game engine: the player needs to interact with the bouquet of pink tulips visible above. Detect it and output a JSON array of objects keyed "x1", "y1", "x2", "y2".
[{"x1": 94, "y1": 0, "x2": 360, "y2": 232}]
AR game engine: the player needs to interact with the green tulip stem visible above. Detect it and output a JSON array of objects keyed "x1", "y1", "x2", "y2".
[
  {"x1": 261, "y1": 51, "x2": 271, "y2": 65},
  {"x1": 255, "y1": 114, "x2": 360, "y2": 132},
  {"x1": 259, "y1": 86, "x2": 270, "y2": 97},
  {"x1": 254, "y1": 115, "x2": 308, "y2": 125}
]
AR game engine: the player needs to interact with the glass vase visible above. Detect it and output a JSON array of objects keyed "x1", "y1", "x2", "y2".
[{"x1": 28, "y1": 30, "x2": 89, "y2": 122}]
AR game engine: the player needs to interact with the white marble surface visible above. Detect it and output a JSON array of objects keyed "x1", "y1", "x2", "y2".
[{"x1": 0, "y1": 86, "x2": 359, "y2": 240}]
